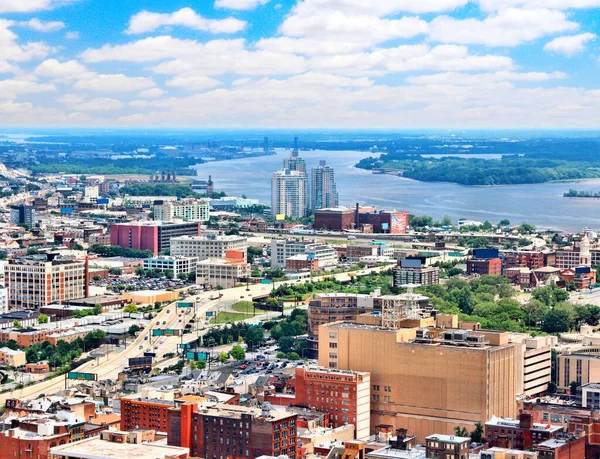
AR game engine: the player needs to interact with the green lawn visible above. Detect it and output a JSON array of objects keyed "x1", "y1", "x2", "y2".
[{"x1": 210, "y1": 311, "x2": 253, "y2": 324}]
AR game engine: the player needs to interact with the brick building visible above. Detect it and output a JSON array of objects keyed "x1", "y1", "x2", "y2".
[
  {"x1": 534, "y1": 436, "x2": 586, "y2": 459},
  {"x1": 357, "y1": 208, "x2": 409, "y2": 234},
  {"x1": 314, "y1": 208, "x2": 355, "y2": 231},
  {"x1": 167, "y1": 403, "x2": 298, "y2": 459},
  {"x1": 425, "y1": 434, "x2": 470, "y2": 459},
  {"x1": 485, "y1": 413, "x2": 563, "y2": 450},
  {"x1": 120, "y1": 397, "x2": 174, "y2": 432},
  {"x1": 110, "y1": 221, "x2": 201, "y2": 255},
  {"x1": 294, "y1": 366, "x2": 370, "y2": 440},
  {"x1": 392, "y1": 260, "x2": 440, "y2": 287},
  {"x1": 502, "y1": 251, "x2": 545, "y2": 270},
  {"x1": 467, "y1": 258, "x2": 502, "y2": 276}
]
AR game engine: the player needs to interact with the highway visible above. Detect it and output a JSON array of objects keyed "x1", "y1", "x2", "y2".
[{"x1": 0, "y1": 264, "x2": 393, "y2": 405}]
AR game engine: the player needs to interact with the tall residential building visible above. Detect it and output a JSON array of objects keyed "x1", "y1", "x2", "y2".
[
  {"x1": 153, "y1": 200, "x2": 210, "y2": 222},
  {"x1": 170, "y1": 234, "x2": 247, "y2": 260},
  {"x1": 10, "y1": 204, "x2": 35, "y2": 228},
  {"x1": 318, "y1": 323, "x2": 517, "y2": 442},
  {"x1": 109, "y1": 221, "x2": 201, "y2": 255},
  {"x1": 311, "y1": 160, "x2": 338, "y2": 211},
  {"x1": 5, "y1": 256, "x2": 87, "y2": 310},
  {"x1": 271, "y1": 169, "x2": 308, "y2": 218}
]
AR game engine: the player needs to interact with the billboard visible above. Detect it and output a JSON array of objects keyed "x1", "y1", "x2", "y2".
[
  {"x1": 61, "y1": 207, "x2": 74, "y2": 214},
  {"x1": 401, "y1": 258, "x2": 422, "y2": 268},
  {"x1": 473, "y1": 248, "x2": 499, "y2": 260},
  {"x1": 68, "y1": 372, "x2": 97, "y2": 381},
  {"x1": 129, "y1": 356, "x2": 152, "y2": 368},
  {"x1": 97, "y1": 198, "x2": 109, "y2": 205},
  {"x1": 275, "y1": 214, "x2": 285, "y2": 221}
]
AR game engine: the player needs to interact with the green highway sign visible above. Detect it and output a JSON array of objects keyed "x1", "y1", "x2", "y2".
[
  {"x1": 68, "y1": 372, "x2": 97, "y2": 381},
  {"x1": 177, "y1": 302, "x2": 193, "y2": 308},
  {"x1": 164, "y1": 329, "x2": 175, "y2": 336},
  {"x1": 179, "y1": 343, "x2": 193, "y2": 350},
  {"x1": 186, "y1": 351, "x2": 208, "y2": 361},
  {"x1": 152, "y1": 329, "x2": 162, "y2": 336}
]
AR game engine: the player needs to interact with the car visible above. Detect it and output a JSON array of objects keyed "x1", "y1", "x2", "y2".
[
  {"x1": 162, "y1": 321, "x2": 166, "y2": 325},
  {"x1": 138, "y1": 345, "x2": 143, "y2": 349},
  {"x1": 144, "y1": 336, "x2": 148, "y2": 340},
  {"x1": 239, "y1": 364, "x2": 248, "y2": 369},
  {"x1": 156, "y1": 322, "x2": 160, "y2": 326}
]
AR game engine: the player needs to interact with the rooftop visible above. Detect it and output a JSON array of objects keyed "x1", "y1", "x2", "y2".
[
  {"x1": 425, "y1": 434, "x2": 470, "y2": 444},
  {"x1": 48, "y1": 437, "x2": 189, "y2": 459},
  {"x1": 197, "y1": 403, "x2": 295, "y2": 422}
]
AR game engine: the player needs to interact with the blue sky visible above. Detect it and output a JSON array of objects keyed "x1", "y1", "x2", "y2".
[{"x1": 0, "y1": 0, "x2": 599, "y2": 128}]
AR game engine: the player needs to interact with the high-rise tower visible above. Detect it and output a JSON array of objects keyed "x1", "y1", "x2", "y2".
[
  {"x1": 271, "y1": 169, "x2": 308, "y2": 218},
  {"x1": 311, "y1": 160, "x2": 338, "y2": 211}
]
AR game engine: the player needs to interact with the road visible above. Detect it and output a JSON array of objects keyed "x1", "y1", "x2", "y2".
[{"x1": 0, "y1": 264, "x2": 393, "y2": 405}]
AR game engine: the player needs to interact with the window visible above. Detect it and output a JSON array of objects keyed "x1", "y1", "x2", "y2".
[
  {"x1": 329, "y1": 342, "x2": 338, "y2": 349},
  {"x1": 373, "y1": 385, "x2": 380, "y2": 391}
]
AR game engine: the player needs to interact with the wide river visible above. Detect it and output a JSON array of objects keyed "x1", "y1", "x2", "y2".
[{"x1": 194, "y1": 149, "x2": 600, "y2": 232}]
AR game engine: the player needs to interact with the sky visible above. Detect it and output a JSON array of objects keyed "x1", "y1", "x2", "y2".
[{"x1": 0, "y1": 0, "x2": 599, "y2": 129}]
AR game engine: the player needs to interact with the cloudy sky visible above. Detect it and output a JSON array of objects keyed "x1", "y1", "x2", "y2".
[{"x1": 0, "y1": 0, "x2": 599, "y2": 128}]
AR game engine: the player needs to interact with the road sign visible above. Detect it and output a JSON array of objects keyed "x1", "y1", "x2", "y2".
[
  {"x1": 186, "y1": 351, "x2": 208, "y2": 361},
  {"x1": 152, "y1": 329, "x2": 162, "y2": 336},
  {"x1": 164, "y1": 329, "x2": 175, "y2": 336},
  {"x1": 67, "y1": 372, "x2": 97, "y2": 381},
  {"x1": 177, "y1": 302, "x2": 193, "y2": 308},
  {"x1": 179, "y1": 343, "x2": 194, "y2": 350},
  {"x1": 205, "y1": 311, "x2": 214, "y2": 317}
]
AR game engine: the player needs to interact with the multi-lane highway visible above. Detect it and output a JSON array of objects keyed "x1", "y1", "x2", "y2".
[{"x1": 0, "y1": 264, "x2": 393, "y2": 405}]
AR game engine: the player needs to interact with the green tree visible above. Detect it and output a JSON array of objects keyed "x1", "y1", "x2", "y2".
[
  {"x1": 570, "y1": 381, "x2": 581, "y2": 395},
  {"x1": 218, "y1": 351, "x2": 229, "y2": 363},
  {"x1": 547, "y1": 382, "x2": 557, "y2": 395},
  {"x1": 128, "y1": 325, "x2": 141, "y2": 336},
  {"x1": 522, "y1": 299, "x2": 550, "y2": 326},
  {"x1": 499, "y1": 219, "x2": 510, "y2": 227},
  {"x1": 288, "y1": 351, "x2": 300, "y2": 361},
  {"x1": 124, "y1": 304, "x2": 138, "y2": 314},
  {"x1": 470, "y1": 422, "x2": 484, "y2": 443},
  {"x1": 38, "y1": 314, "x2": 49, "y2": 324},
  {"x1": 12, "y1": 320, "x2": 21, "y2": 328},
  {"x1": 93, "y1": 303, "x2": 103, "y2": 315},
  {"x1": 517, "y1": 222, "x2": 536, "y2": 234},
  {"x1": 454, "y1": 426, "x2": 469, "y2": 438},
  {"x1": 108, "y1": 267, "x2": 122, "y2": 275},
  {"x1": 164, "y1": 269, "x2": 174, "y2": 279},
  {"x1": 542, "y1": 309, "x2": 571, "y2": 334},
  {"x1": 229, "y1": 344, "x2": 246, "y2": 361},
  {"x1": 247, "y1": 246, "x2": 264, "y2": 264},
  {"x1": 276, "y1": 351, "x2": 286, "y2": 359}
]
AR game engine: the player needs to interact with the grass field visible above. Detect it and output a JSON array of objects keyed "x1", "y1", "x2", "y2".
[
  {"x1": 231, "y1": 301, "x2": 257, "y2": 313},
  {"x1": 210, "y1": 311, "x2": 253, "y2": 323}
]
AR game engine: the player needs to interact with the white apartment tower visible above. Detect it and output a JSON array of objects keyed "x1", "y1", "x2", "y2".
[
  {"x1": 271, "y1": 169, "x2": 308, "y2": 218},
  {"x1": 311, "y1": 160, "x2": 338, "y2": 211}
]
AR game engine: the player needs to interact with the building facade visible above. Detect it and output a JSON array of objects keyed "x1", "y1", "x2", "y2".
[
  {"x1": 271, "y1": 169, "x2": 308, "y2": 218},
  {"x1": 10, "y1": 204, "x2": 35, "y2": 228},
  {"x1": 170, "y1": 234, "x2": 247, "y2": 260},
  {"x1": 153, "y1": 200, "x2": 210, "y2": 222},
  {"x1": 143, "y1": 256, "x2": 198, "y2": 277},
  {"x1": 120, "y1": 396, "x2": 174, "y2": 433},
  {"x1": 392, "y1": 263, "x2": 440, "y2": 287},
  {"x1": 5, "y1": 257, "x2": 87, "y2": 310},
  {"x1": 314, "y1": 208, "x2": 355, "y2": 231},
  {"x1": 110, "y1": 222, "x2": 201, "y2": 255},
  {"x1": 196, "y1": 255, "x2": 250, "y2": 289},
  {"x1": 311, "y1": 161, "x2": 338, "y2": 211},
  {"x1": 270, "y1": 238, "x2": 337, "y2": 269}
]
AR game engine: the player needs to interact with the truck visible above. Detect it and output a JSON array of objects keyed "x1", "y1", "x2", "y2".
[{"x1": 209, "y1": 293, "x2": 223, "y2": 300}]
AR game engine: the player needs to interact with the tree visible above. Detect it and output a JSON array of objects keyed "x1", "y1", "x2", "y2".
[
  {"x1": 218, "y1": 351, "x2": 230, "y2": 363},
  {"x1": 454, "y1": 426, "x2": 469, "y2": 437},
  {"x1": 570, "y1": 381, "x2": 581, "y2": 396},
  {"x1": 124, "y1": 304, "x2": 138, "y2": 314},
  {"x1": 128, "y1": 325, "x2": 141, "y2": 336},
  {"x1": 92, "y1": 275, "x2": 101, "y2": 281},
  {"x1": 522, "y1": 299, "x2": 550, "y2": 326},
  {"x1": 276, "y1": 351, "x2": 286, "y2": 359},
  {"x1": 542, "y1": 309, "x2": 571, "y2": 334},
  {"x1": 108, "y1": 267, "x2": 122, "y2": 276},
  {"x1": 517, "y1": 222, "x2": 536, "y2": 234},
  {"x1": 93, "y1": 303, "x2": 103, "y2": 315},
  {"x1": 38, "y1": 314, "x2": 49, "y2": 324},
  {"x1": 164, "y1": 269, "x2": 174, "y2": 279},
  {"x1": 288, "y1": 351, "x2": 300, "y2": 360},
  {"x1": 247, "y1": 246, "x2": 264, "y2": 264},
  {"x1": 177, "y1": 272, "x2": 188, "y2": 280},
  {"x1": 470, "y1": 422, "x2": 484, "y2": 443},
  {"x1": 547, "y1": 382, "x2": 557, "y2": 395},
  {"x1": 499, "y1": 219, "x2": 510, "y2": 227},
  {"x1": 229, "y1": 344, "x2": 246, "y2": 361},
  {"x1": 12, "y1": 320, "x2": 21, "y2": 328}
]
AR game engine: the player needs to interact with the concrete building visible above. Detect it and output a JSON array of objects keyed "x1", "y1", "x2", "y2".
[
  {"x1": 393, "y1": 260, "x2": 440, "y2": 286},
  {"x1": 153, "y1": 199, "x2": 210, "y2": 222},
  {"x1": 270, "y1": 238, "x2": 337, "y2": 269},
  {"x1": 357, "y1": 208, "x2": 409, "y2": 234},
  {"x1": 485, "y1": 413, "x2": 563, "y2": 451},
  {"x1": 425, "y1": 434, "x2": 470, "y2": 459},
  {"x1": 347, "y1": 243, "x2": 378, "y2": 262},
  {"x1": 143, "y1": 256, "x2": 197, "y2": 277},
  {"x1": 49, "y1": 430, "x2": 189, "y2": 459},
  {"x1": 294, "y1": 366, "x2": 371, "y2": 440},
  {"x1": 0, "y1": 346, "x2": 26, "y2": 367},
  {"x1": 167, "y1": 403, "x2": 298, "y2": 459},
  {"x1": 555, "y1": 235, "x2": 592, "y2": 269},
  {"x1": 10, "y1": 204, "x2": 35, "y2": 228},
  {"x1": 580, "y1": 383, "x2": 600, "y2": 409},
  {"x1": 5, "y1": 256, "x2": 87, "y2": 310},
  {"x1": 314, "y1": 208, "x2": 355, "y2": 231},
  {"x1": 509, "y1": 334, "x2": 556, "y2": 397},
  {"x1": 480, "y1": 447, "x2": 538, "y2": 459},
  {"x1": 271, "y1": 169, "x2": 308, "y2": 218},
  {"x1": 110, "y1": 221, "x2": 201, "y2": 255},
  {"x1": 83, "y1": 185, "x2": 99, "y2": 203},
  {"x1": 556, "y1": 351, "x2": 600, "y2": 391},
  {"x1": 196, "y1": 251, "x2": 250, "y2": 289},
  {"x1": 311, "y1": 160, "x2": 338, "y2": 211},
  {"x1": 0, "y1": 286, "x2": 7, "y2": 315},
  {"x1": 170, "y1": 234, "x2": 247, "y2": 260},
  {"x1": 318, "y1": 323, "x2": 517, "y2": 441}
]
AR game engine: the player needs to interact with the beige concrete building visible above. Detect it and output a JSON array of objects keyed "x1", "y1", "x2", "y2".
[
  {"x1": 509, "y1": 334, "x2": 556, "y2": 397},
  {"x1": 196, "y1": 258, "x2": 250, "y2": 289},
  {"x1": 556, "y1": 351, "x2": 600, "y2": 390},
  {"x1": 5, "y1": 256, "x2": 87, "y2": 310},
  {"x1": 0, "y1": 347, "x2": 26, "y2": 367},
  {"x1": 171, "y1": 234, "x2": 247, "y2": 260},
  {"x1": 153, "y1": 199, "x2": 210, "y2": 222},
  {"x1": 318, "y1": 322, "x2": 517, "y2": 442}
]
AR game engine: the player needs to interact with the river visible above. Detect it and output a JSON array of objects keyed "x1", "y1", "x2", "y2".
[{"x1": 193, "y1": 149, "x2": 600, "y2": 232}]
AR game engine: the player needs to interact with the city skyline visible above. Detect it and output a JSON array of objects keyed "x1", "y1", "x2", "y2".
[{"x1": 0, "y1": 1, "x2": 597, "y2": 128}]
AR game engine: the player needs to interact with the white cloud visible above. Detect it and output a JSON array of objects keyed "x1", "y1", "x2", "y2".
[
  {"x1": 215, "y1": 0, "x2": 269, "y2": 10},
  {"x1": 478, "y1": 0, "x2": 600, "y2": 12},
  {"x1": 126, "y1": 7, "x2": 246, "y2": 35},
  {"x1": 73, "y1": 73, "x2": 155, "y2": 92},
  {"x1": 406, "y1": 71, "x2": 567, "y2": 85},
  {"x1": 76, "y1": 97, "x2": 124, "y2": 112},
  {"x1": 166, "y1": 75, "x2": 222, "y2": 90},
  {"x1": 0, "y1": 78, "x2": 56, "y2": 99},
  {"x1": 288, "y1": 0, "x2": 468, "y2": 16},
  {"x1": 0, "y1": 60, "x2": 19, "y2": 73},
  {"x1": 0, "y1": 0, "x2": 50, "y2": 13},
  {"x1": 35, "y1": 58, "x2": 89, "y2": 78},
  {"x1": 138, "y1": 87, "x2": 164, "y2": 98},
  {"x1": 544, "y1": 33, "x2": 596, "y2": 56},
  {"x1": 18, "y1": 18, "x2": 65, "y2": 32},
  {"x1": 0, "y1": 19, "x2": 52, "y2": 61},
  {"x1": 65, "y1": 31, "x2": 79, "y2": 39},
  {"x1": 429, "y1": 8, "x2": 578, "y2": 46}
]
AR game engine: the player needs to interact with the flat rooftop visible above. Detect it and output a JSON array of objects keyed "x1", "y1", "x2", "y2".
[
  {"x1": 198, "y1": 403, "x2": 295, "y2": 422},
  {"x1": 425, "y1": 434, "x2": 470, "y2": 444},
  {"x1": 49, "y1": 437, "x2": 189, "y2": 458}
]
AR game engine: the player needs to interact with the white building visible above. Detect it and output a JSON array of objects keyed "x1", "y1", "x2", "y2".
[
  {"x1": 83, "y1": 185, "x2": 99, "y2": 204},
  {"x1": 509, "y1": 334, "x2": 556, "y2": 397},
  {"x1": 271, "y1": 169, "x2": 308, "y2": 218},
  {"x1": 0, "y1": 287, "x2": 8, "y2": 314},
  {"x1": 170, "y1": 234, "x2": 248, "y2": 260},
  {"x1": 153, "y1": 199, "x2": 210, "y2": 222},
  {"x1": 143, "y1": 256, "x2": 198, "y2": 277},
  {"x1": 311, "y1": 160, "x2": 338, "y2": 211},
  {"x1": 196, "y1": 258, "x2": 250, "y2": 289},
  {"x1": 270, "y1": 238, "x2": 338, "y2": 269}
]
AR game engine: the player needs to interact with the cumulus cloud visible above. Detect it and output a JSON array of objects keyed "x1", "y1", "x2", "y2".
[
  {"x1": 76, "y1": 97, "x2": 124, "y2": 112},
  {"x1": 126, "y1": 7, "x2": 246, "y2": 34},
  {"x1": 166, "y1": 75, "x2": 223, "y2": 90},
  {"x1": 0, "y1": 19, "x2": 52, "y2": 61},
  {"x1": 138, "y1": 87, "x2": 164, "y2": 98},
  {"x1": 215, "y1": 0, "x2": 270, "y2": 10},
  {"x1": 18, "y1": 18, "x2": 65, "y2": 32},
  {"x1": 65, "y1": 31, "x2": 79, "y2": 39},
  {"x1": 428, "y1": 8, "x2": 578, "y2": 46},
  {"x1": 478, "y1": 0, "x2": 600, "y2": 11},
  {"x1": 0, "y1": 78, "x2": 56, "y2": 99},
  {"x1": 544, "y1": 33, "x2": 596, "y2": 56}
]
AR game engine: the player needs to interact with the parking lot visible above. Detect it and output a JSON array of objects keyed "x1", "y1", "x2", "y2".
[{"x1": 90, "y1": 276, "x2": 192, "y2": 292}]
